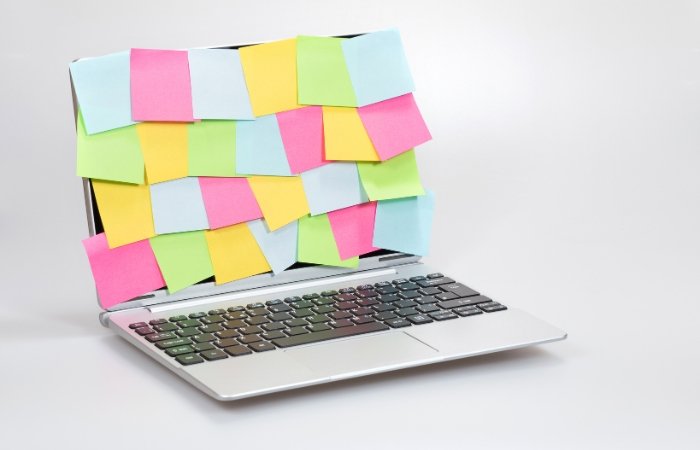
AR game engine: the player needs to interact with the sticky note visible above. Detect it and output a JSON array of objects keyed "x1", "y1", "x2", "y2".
[
  {"x1": 373, "y1": 191, "x2": 435, "y2": 256},
  {"x1": 204, "y1": 223, "x2": 271, "y2": 284},
  {"x1": 301, "y1": 163, "x2": 367, "y2": 215},
  {"x1": 130, "y1": 48, "x2": 194, "y2": 121},
  {"x1": 188, "y1": 48, "x2": 254, "y2": 120},
  {"x1": 188, "y1": 120, "x2": 238, "y2": 177},
  {"x1": 83, "y1": 233, "x2": 165, "y2": 308},
  {"x1": 327, "y1": 202, "x2": 379, "y2": 260},
  {"x1": 70, "y1": 51, "x2": 136, "y2": 134},
  {"x1": 277, "y1": 106, "x2": 327, "y2": 174},
  {"x1": 136, "y1": 122, "x2": 188, "y2": 184},
  {"x1": 92, "y1": 180, "x2": 155, "y2": 248},
  {"x1": 296, "y1": 35, "x2": 356, "y2": 106},
  {"x1": 239, "y1": 38, "x2": 300, "y2": 116},
  {"x1": 357, "y1": 150, "x2": 425, "y2": 201},
  {"x1": 248, "y1": 176, "x2": 309, "y2": 231},
  {"x1": 358, "y1": 93, "x2": 431, "y2": 160},
  {"x1": 322, "y1": 106, "x2": 380, "y2": 161},
  {"x1": 198, "y1": 177, "x2": 262, "y2": 229},
  {"x1": 247, "y1": 219, "x2": 298, "y2": 274},
  {"x1": 342, "y1": 29, "x2": 415, "y2": 106},
  {"x1": 149, "y1": 177, "x2": 209, "y2": 234},
  {"x1": 76, "y1": 111, "x2": 144, "y2": 184},
  {"x1": 297, "y1": 214, "x2": 359, "y2": 268},
  {"x1": 150, "y1": 231, "x2": 213, "y2": 293},
  {"x1": 235, "y1": 115, "x2": 291, "y2": 176}
]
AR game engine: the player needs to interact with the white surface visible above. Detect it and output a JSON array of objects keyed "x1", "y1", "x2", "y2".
[{"x1": 1, "y1": 0, "x2": 699, "y2": 448}]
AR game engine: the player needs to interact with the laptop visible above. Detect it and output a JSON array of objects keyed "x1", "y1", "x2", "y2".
[{"x1": 72, "y1": 37, "x2": 567, "y2": 402}]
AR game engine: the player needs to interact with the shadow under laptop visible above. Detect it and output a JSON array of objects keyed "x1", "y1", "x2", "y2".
[{"x1": 102, "y1": 333, "x2": 566, "y2": 412}]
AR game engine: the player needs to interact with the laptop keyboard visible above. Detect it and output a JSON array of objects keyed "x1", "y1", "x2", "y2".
[{"x1": 128, "y1": 274, "x2": 508, "y2": 366}]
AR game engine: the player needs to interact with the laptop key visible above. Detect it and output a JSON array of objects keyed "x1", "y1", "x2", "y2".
[
  {"x1": 352, "y1": 307, "x2": 373, "y2": 316},
  {"x1": 416, "y1": 295, "x2": 439, "y2": 305},
  {"x1": 224, "y1": 311, "x2": 247, "y2": 320},
  {"x1": 175, "y1": 354, "x2": 204, "y2": 365},
  {"x1": 336, "y1": 301, "x2": 356, "y2": 311},
  {"x1": 302, "y1": 293, "x2": 320, "y2": 300},
  {"x1": 352, "y1": 315, "x2": 375, "y2": 324},
  {"x1": 427, "y1": 273, "x2": 443, "y2": 279},
  {"x1": 397, "y1": 283, "x2": 419, "y2": 291},
  {"x1": 373, "y1": 303, "x2": 396, "y2": 312},
  {"x1": 135, "y1": 327, "x2": 155, "y2": 336},
  {"x1": 338, "y1": 287, "x2": 355, "y2": 294},
  {"x1": 169, "y1": 315, "x2": 188, "y2": 322},
  {"x1": 201, "y1": 349, "x2": 228, "y2": 361},
  {"x1": 238, "y1": 335, "x2": 262, "y2": 344},
  {"x1": 417, "y1": 277, "x2": 455, "y2": 288},
  {"x1": 374, "y1": 311, "x2": 397, "y2": 321},
  {"x1": 238, "y1": 326, "x2": 263, "y2": 335},
  {"x1": 249, "y1": 341, "x2": 276, "y2": 352},
  {"x1": 285, "y1": 318, "x2": 308, "y2": 327},
  {"x1": 215, "y1": 338, "x2": 240, "y2": 348},
  {"x1": 201, "y1": 315, "x2": 225, "y2": 324},
  {"x1": 306, "y1": 314, "x2": 330, "y2": 324},
  {"x1": 272, "y1": 321, "x2": 390, "y2": 348},
  {"x1": 378, "y1": 294, "x2": 400, "y2": 303},
  {"x1": 435, "y1": 292, "x2": 458, "y2": 301},
  {"x1": 335, "y1": 293, "x2": 356, "y2": 301},
  {"x1": 385, "y1": 318, "x2": 412, "y2": 328},
  {"x1": 479, "y1": 302, "x2": 507, "y2": 313},
  {"x1": 407, "y1": 314, "x2": 433, "y2": 325},
  {"x1": 409, "y1": 276, "x2": 427, "y2": 282},
  {"x1": 177, "y1": 328, "x2": 202, "y2": 337},
  {"x1": 129, "y1": 322, "x2": 149, "y2": 329},
  {"x1": 246, "y1": 316, "x2": 270, "y2": 326},
  {"x1": 375, "y1": 286, "x2": 398, "y2": 295},
  {"x1": 192, "y1": 342, "x2": 216, "y2": 352},
  {"x1": 286, "y1": 326, "x2": 308, "y2": 336},
  {"x1": 227, "y1": 306, "x2": 245, "y2": 312},
  {"x1": 392, "y1": 278, "x2": 409, "y2": 285},
  {"x1": 149, "y1": 319, "x2": 168, "y2": 326},
  {"x1": 223, "y1": 319, "x2": 246, "y2": 329},
  {"x1": 208, "y1": 309, "x2": 227, "y2": 315},
  {"x1": 269, "y1": 312, "x2": 293, "y2": 321},
  {"x1": 247, "y1": 302, "x2": 265, "y2": 309},
  {"x1": 262, "y1": 322, "x2": 287, "y2": 331},
  {"x1": 165, "y1": 345, "x2": 194, "y2": 357},
  {"x1": 313, "y1": 297, "x2": 335, "y2": 306},
  {"x1": 454, "y1": 306, "x2": 483, "y2": 317},
  {"x1": 215, "y1": 329, "x2": 240, "y2": 339},
  {"x1": 291, "y1": 300, "x2": 314, "y2": 309},
  {"x1": 156, "y1": 338, "x2": 192, "y2": 349},
  {"x1": 178, "y1": 319, "x2": 201, "y2": 328},
  {"x1": 307, "y1": 323, "x2": 332, "y2": 332},
  {"x1": 268, "y1": 304, "x2": 292, "y2": 313},
  {"x1": 199, "y1": 324, "x2": 223, "y2": 333},
  {"x1": 356, "y1": 298, "x2": 379, "y2": 307},
  {"x1": 321, "y1": 290, "x2": 338, "y2": 297},
  {"x1": 419, "y1": 287, "x2": 442, "y2": 296},
  {"x1": 248, "y1": 308, "x2": 268, "y2": 317},
  {"x1": 441, "y1": 283, "x2": 480, "y2": 298},
  {"x1": 329, "y1": 319, "x2": 353, "y2": 328},
  {"x1": 193, "y1": 333, "x2": 217, "y2": 343},
  {"x1": 396, "y1": 307, "x2": 419, "y2": 317},
  {"x1": 399, "y1": 290, "x2": 421, "y2": 299},
  {"x1": 417, "y1": 304, "x2": 440, "y2": 314},
  {"x1": 313, "y1": 304, "x2": 336, "y2": 314},
  {"x1": 438, "y1": 296, "x2": 492, "y2": 310},
  {"x1": 291, "y1": 308, "x2": 314, "y2": 318},
  {"x1": 429, "y1": 311, "x2": 458, "y2": 321},
  {"x1": 145, "y1": 332, "x2": 177, "y2": 342},
  {"x1": 266, "y1": 299, "x2": 282, "y2": 306},
  {"x1": 261, "y1": 330, "x2": 286, "y2": 340},
  {"x1": 395, "y1": 299, "x2": 417, "y2": 309},
  {"x1": 356, "y1": 290, "x2": 378, "y2": 298},
  {"x1": 225, "y1": 345, "x2": 252, "y2": 357},
  {"x1": 329, "y1": 311, "x2": 352, "y2": 320},
  {"x1": 188, "y1": 312, "x2": 207, "y2": 319}
]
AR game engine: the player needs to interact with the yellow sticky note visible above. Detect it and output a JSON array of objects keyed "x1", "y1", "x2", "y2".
[
  {"x1": 248, "y1": 176, "x2": 309, "y2": 231},
  {"x1": 205, "y1": 223, "x2": 271, "y2": 284},
  {"x1": 135, "y1": 122, "x2": 189, "y2": 184},
  {"x1": 239, "y1": 38, "x2": 301, "y2": 116},
  {"x1": 92, "y1": 180, "x2": 156, "y2": 248},
  {"x1": 322, "y1": 106, "x2": 380, "y2": 161}
]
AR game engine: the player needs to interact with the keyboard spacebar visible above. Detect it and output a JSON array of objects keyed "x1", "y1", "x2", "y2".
[{"x1": 272, "y1": 322, "x2": 390, "y2": 348}]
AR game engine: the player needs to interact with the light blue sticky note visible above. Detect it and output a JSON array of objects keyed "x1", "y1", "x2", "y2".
[
  {"x1": 301, "y1": 162, "x2": 368, "y2": 215},
  {"x1": 235, "y1": 114, "x2": 292, "y2": 176},
  {"x1": 247, "y1": 219, "x2": 298, "y2": 274},
  {"x1": 373, "y1": 191, "x2": 434, "y2": 256},
  {"x1": 69, "y1": 51, "x2": 136, "y2": 134},
  {"x1": 342, "y1": 29, "x2": 415, "y2": 106},
  {"x1": 188, "y1": 49, "x2": 255, "y2": 120},
  {"x1": 150, "y1": 177, "x2": 209, "y2": 234}
]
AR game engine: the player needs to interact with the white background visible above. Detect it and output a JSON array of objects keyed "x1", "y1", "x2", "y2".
[{"x1": 1, "y1": 1, "x2": 699, "y2": 448}]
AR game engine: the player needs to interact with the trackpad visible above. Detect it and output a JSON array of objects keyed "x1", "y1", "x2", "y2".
[{"x1": 286, "y1": 331, "x2": 439, "y2": 378}]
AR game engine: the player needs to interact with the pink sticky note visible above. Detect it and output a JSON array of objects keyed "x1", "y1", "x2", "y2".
[
  {"x1": 277, "y1": 106, "x2": 328, "y2": 174},
  {"x1": 357, "y1": 93, "x2": 432, "y2": 160},
  {"x1": 198, "y1": 177, "x2": 263, "y2": 229},
  {"x1": 130, "y1": 48, "x2": 194, "y2": 121},
  {"x1": 82, "y1": 233, "x2": 165, "y2": 309},
  {"x1": 327, "y1": 202, "x2": 379, "y2": 260}
]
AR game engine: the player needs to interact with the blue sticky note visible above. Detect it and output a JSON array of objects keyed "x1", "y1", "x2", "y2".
[
  {"x1": 150, "y1": 177, "x2": 209, "y2": 234},
  {"x1": 188, "y1": 49, "x2": 255, "y2": 120},
  {"x1": 342, "y1": 29, "x2": 415, "y2": 106},
  {"x1": 301, "y1": 163, "x2": 368, "y2": 215},
  {"x1": 373, "y1": 191, "x2": 434, "y2": 256},
  {"x1": 69, "y1": 51, "x2": 136, "y2": 134},
  {"x1": 235, "y1": 115, "x2": 292, "y2": 176},
  {"x1": 247, "y1": 219, "x2": 298, "y2": 274}
]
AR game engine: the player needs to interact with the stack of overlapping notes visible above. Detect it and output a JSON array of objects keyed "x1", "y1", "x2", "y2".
[{"x1": 71, "y1": 29, "x2": 435, "y2": 308}]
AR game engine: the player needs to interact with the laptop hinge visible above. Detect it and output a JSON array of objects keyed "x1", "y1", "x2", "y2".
[{"x1": 148, "y1": 266, "x2": 402, "y2": 313}]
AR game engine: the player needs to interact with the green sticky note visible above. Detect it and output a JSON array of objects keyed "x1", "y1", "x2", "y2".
[
  {"x1": 357, "y1": 149, "x2": 425, "y2": 200},
  {"x1": 188, "y1": 120, "x2": 238, "y2": 176},
  {"x1": 298, "y1": 214, "x2": 359, "y2": 268},
  {"x1": 76, "y1": 111, "x2": 144, "y2": 184},
  {"x1": 150, "y1": 231, "x2": 213, "y2": 293},
  {"x1": 297, "y1": 36, "x2": 357, "y2": 107}
]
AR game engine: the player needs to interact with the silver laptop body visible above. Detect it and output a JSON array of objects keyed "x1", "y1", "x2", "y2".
[{"x1": 74, "y1": 38, "x2": 567, "y2": 401}]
